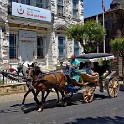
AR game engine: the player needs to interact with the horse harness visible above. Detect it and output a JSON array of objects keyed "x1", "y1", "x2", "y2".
[{"x1": 31, "y1": 67, "x2": 64, "y2": 87}]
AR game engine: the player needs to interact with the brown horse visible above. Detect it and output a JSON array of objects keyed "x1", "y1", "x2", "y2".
[{"x1": 27, "y1": 65, "x2": 70, "y2": 112}]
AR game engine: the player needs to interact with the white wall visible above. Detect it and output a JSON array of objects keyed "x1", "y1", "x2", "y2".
[{"x1": 47, "y1": 0, "x2": 84, "y2": 69}]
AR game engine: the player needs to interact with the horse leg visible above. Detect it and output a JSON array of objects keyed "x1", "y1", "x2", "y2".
[
  {"x1": 54, "y1": 88, "x2": 60, "y2": 103},
  {"x1": 38, "y1": 90, "x2": 45, "y2": 112},
  {"x1": 44, "y1": 88, "x2": 60, "y2": 103},
  {"x1": 60, "y1": 90, "x2": 67, "y2": 107},
  {"x1": 44, "y1": 90, "x2": 50, "y2": 101},
  {"x1": 21, "y1": 89, "x2": 31, "y2": 110},
  {"x1": 31, "y1": 89, "x2": 40, "y2": 106}
]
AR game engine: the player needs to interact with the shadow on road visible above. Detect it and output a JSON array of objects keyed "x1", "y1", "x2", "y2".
[
  {"x1": 21, "y1": 93, "x2": 109, "y2": 113},
  {"x1": 65, "y1": 116, "x2": 124, "y2": 124},
  {"x1": 0, "y1": 92, "x2": 112, "y2": 114},
  {"x1": 0, "y1": 103, "x2": 22, "y2": 113},
  {"x1": 119, "y1": 85, "x2": 124, "y2": 92}
]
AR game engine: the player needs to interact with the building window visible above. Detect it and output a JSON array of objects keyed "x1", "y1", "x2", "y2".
[
  {"x1": 9, "y1": 0, "x2": 18, "y2": 3},
  {"x1": 72, "y1": 0, "x2": 79, "y2": 18},
  {"x1": 58, "y1": 0, "x2": 63, "y2": 3},
  {"x1": 37, "y1": 37, "x2": 45, "y2": 59},
  {"x1": 26, "y1": 0, "x2": 30, "y2": 5},
  {"x1": 58, "y1": 36, "x2": 65, "y2": 58},
  {"x1": 73, "y1": 10, "x2": 79, "y2": 18},
  {"x1": 8, "y1": 0, "x2": 18, "y2": 5},
  {"x1": 45, "y1": 0, "x2": 50, "y2": 8},
  {"x1": 21, "y1": 0, "x2": 30, "y2": 5},
  {"x1": 9, "y1": 34, "x2": 17, "y2": 59},
  {"x1": 74, "y1": 40, "x2": 79, "y2": 56},
  {"x1": 57, "y1": 0, "x2": 64, "y2": 16},
  {"x1": 36, "y1": 0, "x2": 43, "y2": 8}
]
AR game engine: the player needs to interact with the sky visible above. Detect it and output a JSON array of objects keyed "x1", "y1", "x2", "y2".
[{"x1": 84, "y1": 0, "x2": 112, "y2": 18}]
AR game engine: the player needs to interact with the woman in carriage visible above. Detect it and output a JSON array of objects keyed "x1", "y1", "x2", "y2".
[{"x1": 79, "y1": 62, "x2": 99, "y2": 84}]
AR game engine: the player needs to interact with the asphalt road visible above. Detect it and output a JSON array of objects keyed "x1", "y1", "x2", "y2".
[{"x1": 0, "y1": 86, "x2": 124, "y2": 124}]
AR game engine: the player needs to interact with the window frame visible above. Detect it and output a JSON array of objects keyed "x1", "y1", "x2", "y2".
[
  {"x1": 58, "y1": 36, "x2": 66, "y2": 58},
  {"x1": 57, "y1": 0, "x2": 64, "y2": 17},
  {"x1": 20, "y1": 0, "x2": 30, "y2": 5},
  {"x1": 36, "y1": 0, "x2": 43, "y2": 8},
  {"x1": 37, "y1": 36, "x2": 46, "y2": 59},
  {"x1": 72, "y1": 0, "x2": 79, "y2": 19},
  {"x1": 9, "y1": 33, "x2": 17, "y2": 59},
  {"x1": 74, "y1": 40, "x2": 79, "y2": 56}
]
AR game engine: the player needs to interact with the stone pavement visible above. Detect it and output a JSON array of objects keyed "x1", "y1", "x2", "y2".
[{"x1": 0, "y1": 81, "x2": 123, "y2": 103}]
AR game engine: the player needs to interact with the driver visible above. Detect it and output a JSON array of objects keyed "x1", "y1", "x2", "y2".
[{"x1": 64, "y1": 54, "x2": 80, "y2": 77}]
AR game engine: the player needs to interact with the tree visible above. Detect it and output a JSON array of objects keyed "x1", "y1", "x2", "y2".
[
  {"x1": 66, "y1": 20, "x2": 105, "y2": 53},
  {"x1": 110, "y1": 37, "x2": 124, "y2": 83}
]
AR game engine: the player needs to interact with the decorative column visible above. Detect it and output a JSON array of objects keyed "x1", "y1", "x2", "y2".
[{"x1": 0, "y1": 0, "x2": 9, "y2": 64}]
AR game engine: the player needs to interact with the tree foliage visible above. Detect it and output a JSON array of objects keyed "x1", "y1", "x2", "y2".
[
  {"x1": 110, "y1": 37, "x2": 124, "y2": 57},
  {"x1": 110, "y1": 37, "x2": 124, "y2": 83},
  {"x1": 66, "y1": 20, "x2": 105, "y2": 53}
]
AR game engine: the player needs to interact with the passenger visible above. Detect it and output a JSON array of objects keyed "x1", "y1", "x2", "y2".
[
  {"x1": 92, "y1": 62, "x2": 101, "y2": 74},
  {"x1": 99, "y1": 60, "x2": 111, "y2": 92},
  {"x1": 64, "y1": 54, "x2": 80, "y2": 77},
  {"x1": 82, "y1": 62, "x2": 98, "y2": 76},
  {"x1": 79, "y1": 62, "x2": 86, "y2": 70},
  {"x1": 80, "y1": 62, "x2": 99, "y2": 84},
  {"x1": 100, "y1": 60, "x2": 111, "y2": 78}
]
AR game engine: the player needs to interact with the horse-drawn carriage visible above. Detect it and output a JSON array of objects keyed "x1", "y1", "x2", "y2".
[
  {"x1": 63, "y1": 53, "x2": 120, "y2": 103},
  {"x1": 0, "y1": 53, "x2": 120, "y2": 112}
]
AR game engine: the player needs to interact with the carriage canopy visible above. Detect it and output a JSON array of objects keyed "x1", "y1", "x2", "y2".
[{"x1": 75, "y1": 53, "x2": 115, "y2": 62}]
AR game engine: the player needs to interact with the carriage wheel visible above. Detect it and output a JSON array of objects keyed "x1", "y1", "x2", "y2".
[
  {"x1": 107, "y1": 78, "x2": 120, "y2": 98},
  {"x1": 83, "y1": 86, "x2": 95, "y2": 103}
]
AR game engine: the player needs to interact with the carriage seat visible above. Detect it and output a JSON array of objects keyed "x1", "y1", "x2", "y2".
[{"x1": 79, "y1": 73, "x2": 99, "y2": 85}]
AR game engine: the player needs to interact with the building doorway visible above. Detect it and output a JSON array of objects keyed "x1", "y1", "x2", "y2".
[{"x1": 20, "y1": 41, "x2": 34, "y2": 62}]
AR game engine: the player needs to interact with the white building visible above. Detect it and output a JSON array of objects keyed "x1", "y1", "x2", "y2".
[{"x1": 0, "y1": 0, "x2": 84, "y2": 70}]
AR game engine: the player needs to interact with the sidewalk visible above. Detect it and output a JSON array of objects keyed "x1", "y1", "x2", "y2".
[
  {"x1": 0, "y1": 91, "x2": 56, "y2": 103},
  {"x1": 0, "y1": 81, "x2": 123, "y2": 103},
  {"x1": 0, "y1": 92, "x2": 34, "y2": 103}
]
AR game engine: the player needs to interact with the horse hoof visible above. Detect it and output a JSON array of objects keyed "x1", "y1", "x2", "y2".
[{"x1": 37, "y1": 108, "x2": 43, "y2": 112}]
